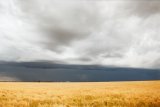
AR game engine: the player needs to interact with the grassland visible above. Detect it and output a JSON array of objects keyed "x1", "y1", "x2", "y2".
[{"x1": 0, "y1": 81, "x2": 159, "y2": 107}]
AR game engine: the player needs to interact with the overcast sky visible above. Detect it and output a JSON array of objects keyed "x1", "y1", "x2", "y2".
[{"x1": 0, "y1": 0, "x2": 160, "y2": 69}]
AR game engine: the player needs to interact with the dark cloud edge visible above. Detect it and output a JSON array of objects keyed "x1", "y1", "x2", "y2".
[{"x1": 0, "y1": 60, "x2": 160, "y2": 82}]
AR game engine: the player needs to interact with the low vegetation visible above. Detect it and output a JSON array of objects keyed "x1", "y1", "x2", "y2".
[{"x1": 0, "y1": 81, "x2": 159, "y2": 107}]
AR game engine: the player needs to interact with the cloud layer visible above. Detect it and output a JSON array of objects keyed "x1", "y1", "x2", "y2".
[
  {"x1": 0, "y1": 0, "x2": 160, "y2": 68},
  {"x1": 0, "y1": 61, "x2": 159, "y2": 81}
]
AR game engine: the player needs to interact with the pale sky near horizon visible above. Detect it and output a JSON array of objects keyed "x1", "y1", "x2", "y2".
[{"x1": 0, "y1": 0, "x2": 160, "y2": 69}]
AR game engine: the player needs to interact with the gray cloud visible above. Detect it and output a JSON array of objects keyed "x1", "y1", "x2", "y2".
[
  {"x1": 17, "y1": 0, "x2": 104, "y2": 51},
  {"x1": 0, "y1": 0, "x2": 160, "y2": 69},
  {"x1": 125, "y1": 1, "x2": 160, "y2": 17}
]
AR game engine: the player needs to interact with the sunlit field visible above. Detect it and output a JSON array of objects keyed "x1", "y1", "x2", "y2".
[{"x1": 0, "y1": 81, "x2": 159, "y2": 107}]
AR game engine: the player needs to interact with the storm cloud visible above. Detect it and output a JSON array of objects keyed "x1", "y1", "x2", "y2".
[
  {"x1": 0, "y1": 61, "x2": 159, "y2": 82},
  {"x1": 0, "y1": 0, "x2": 160, "y2": 69}
]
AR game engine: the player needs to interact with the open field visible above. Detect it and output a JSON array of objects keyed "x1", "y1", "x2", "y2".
[{"x1": 0, "y1": 81, "x2": 159, "y2": 107}]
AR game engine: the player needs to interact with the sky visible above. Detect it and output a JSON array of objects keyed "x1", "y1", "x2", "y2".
[
  {"x1": 0, "y1": 0, "x2": 160, "y2": 69},
  {"x1": 0, "y1": 61, "x2": 159, "y2": 81}
]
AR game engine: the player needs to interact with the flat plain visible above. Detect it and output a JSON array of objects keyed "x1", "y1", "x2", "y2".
[{"x1": 0, "y1": 81, "x2": 159, "y2": 107}]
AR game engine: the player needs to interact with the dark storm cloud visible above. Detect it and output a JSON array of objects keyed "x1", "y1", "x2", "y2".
[{"x1": 0, "y1": 61, "x2": 159, "y2": 82}]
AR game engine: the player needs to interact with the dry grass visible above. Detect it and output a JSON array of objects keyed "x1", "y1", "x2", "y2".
[{"x1": 0, "y1": 81, "x2": 159, "y2": 107}]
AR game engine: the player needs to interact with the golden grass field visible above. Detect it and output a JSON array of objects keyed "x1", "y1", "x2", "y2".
[{"x1": 0, "y1": 81, "x2": 159, "y2": 107}]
